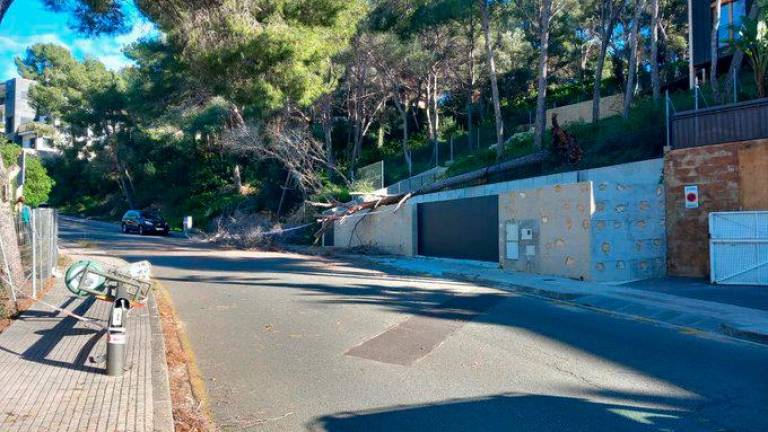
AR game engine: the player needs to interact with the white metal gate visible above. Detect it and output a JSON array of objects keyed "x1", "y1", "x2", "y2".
[{"x1": 709, "y1": 212, "x2": 768, "y2": 285}]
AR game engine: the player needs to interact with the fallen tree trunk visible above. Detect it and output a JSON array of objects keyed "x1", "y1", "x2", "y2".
[{"x1": 313, "y1": 150, "x2": 549, "y2": 240}]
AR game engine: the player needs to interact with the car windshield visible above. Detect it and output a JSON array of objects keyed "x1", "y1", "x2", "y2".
[{"x1": 140, "y1": 211, "x2": 160, "y2": 218}]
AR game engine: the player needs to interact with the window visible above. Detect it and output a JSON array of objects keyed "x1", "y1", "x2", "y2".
[{"x1": 715, "y1": 0, "x2": 747, "y2": 49}]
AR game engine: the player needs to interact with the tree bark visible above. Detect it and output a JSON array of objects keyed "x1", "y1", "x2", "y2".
[
  {"x1": 623, "y1": 0, "x2": 646, "y2": 118},
  {"x1": 724, "y1": 0, "x2": 762, "y2": 102},
  {"x1": 650, "y1": 0, "x2": 661, "y2": 101},
  {"x1": 393, "y1": 94, "x2": 413, "y2": 176},
  {"x1": 480, "y1": 0, "x2": 504, "y2": 158},
  {"x1": 466, "y1": 16, "x2": 476, "y2": 149},
  {"x1": 710, "y1": 0, "x2": 722, "y2": 101},
  {"x1": 534, "y1": 0, "x2": 552, "y2": 149},
  {"x1": 591, "y1": 0, "x2": 619, "y2": 125},
  {"x1": 233, "y1": 164, "x2": 243, "y2": 193},
  {"x1": 0, "y1": 0, "x2": 13, "y2": 26},
  {"x1": 0, "y1": 157, "x2": 23, "y2": 316}
]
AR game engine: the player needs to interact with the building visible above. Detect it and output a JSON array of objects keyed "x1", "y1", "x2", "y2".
[
  {"x1": 0, "y1": 77, "x2": 59, "y2": 156},
  {"x1": 689, "y1": 0, "x2": 752, "y2": 84}
]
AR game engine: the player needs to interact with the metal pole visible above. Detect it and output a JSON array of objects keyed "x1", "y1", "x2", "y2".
[
  {"x1": 688, "y1": 0, "x2": 695, "y2": 90},
  {"x1": 733, "y1": 73, "x2": 737, "y2": 104},
  {"x1": 31, "y1": 210, "x2": 36, "y2": 298},
  {"x1": 106, "y1": 298, "x2": 128, "y2": 377},
  {"x1": 694, "y1": 79, "x2": 699, "y2": 111}
]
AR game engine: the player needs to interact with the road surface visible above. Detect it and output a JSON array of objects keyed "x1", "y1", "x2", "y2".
[{"x1": 60, "y1": 217, "x2": 768, "y2": 432}]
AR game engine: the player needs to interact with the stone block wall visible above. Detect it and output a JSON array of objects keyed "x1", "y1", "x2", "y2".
[{"x1": 665, "y1": 139, "x2": 768, "y2": 277}]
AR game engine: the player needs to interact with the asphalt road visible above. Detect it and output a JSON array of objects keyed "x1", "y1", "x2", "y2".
[{"x1": 59, "y1": 217, "x2": 768, "y2": 432}]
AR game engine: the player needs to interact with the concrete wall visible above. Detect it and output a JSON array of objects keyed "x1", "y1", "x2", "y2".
[
  {"x1": 665, "y1": 139, "x2": 768, "y2": 277},
  {"x1": 546, "y1": 93, "x2": 624, "y2": 128},
  {"x1": 334, "y1": 159, "x2": 666, "y2": 282},
  {"x1": 499, "y1": 182, "x2": 593, "y2": 280},
  {"x1": 333, "y1": 203, "x2": 416, "y2": 256},
  {"x1": 591, "y1": 182, "x2": 666, "y2": 282}
]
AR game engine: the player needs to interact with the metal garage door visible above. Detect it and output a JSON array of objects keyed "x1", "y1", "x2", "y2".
[
  {"x1": 709, "y1": 212, "x2": 768, "y2": 285},
  {"x1": 417, "y1": 195, "x2": 499, "y2": 262}
]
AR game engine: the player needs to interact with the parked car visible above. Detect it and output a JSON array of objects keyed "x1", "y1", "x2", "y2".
[{"x1": 121, "y1": 210, "x2": 170, "y2": 235}]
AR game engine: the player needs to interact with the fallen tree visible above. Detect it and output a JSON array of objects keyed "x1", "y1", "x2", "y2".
[{"x1": 312, "y1": 150, "x2": 550, "y2": 241}]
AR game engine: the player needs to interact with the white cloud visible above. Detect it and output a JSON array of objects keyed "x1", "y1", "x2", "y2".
[
  {"x1": 99, "y1": 55, "x2": 132, "y2": 71},
  {"x1": 0, "y1": 33, "x2": 70, "y2": 52}
]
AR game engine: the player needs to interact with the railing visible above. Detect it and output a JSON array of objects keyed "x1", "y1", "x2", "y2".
[
  {"x1": 380, "y1": 166, "x2": 447, "y2": 195},
  {"x1": 670, "y1": 97, "x2": 768, "y2": 149}
]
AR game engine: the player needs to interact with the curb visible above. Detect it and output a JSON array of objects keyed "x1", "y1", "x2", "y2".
[
  {"x1": 149, "y1": 290, "x2": 175, "y2": 432},
  {"x1": 364, "y1": 257, "x2": 768, "y2": 347}
]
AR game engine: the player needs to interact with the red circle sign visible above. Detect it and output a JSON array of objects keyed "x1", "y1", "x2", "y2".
[{"x1": 686, "y1": 193, "x2": 697, "y2": 202}]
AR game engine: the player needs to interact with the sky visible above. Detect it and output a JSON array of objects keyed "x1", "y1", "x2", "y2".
[{"x1": 0, "y1": 0, "x2": 156, "y2": 81}]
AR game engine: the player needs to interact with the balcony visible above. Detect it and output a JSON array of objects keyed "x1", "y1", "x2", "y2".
[{"x1": 670, "y1": 98, "x2": 768, "y2": 149}]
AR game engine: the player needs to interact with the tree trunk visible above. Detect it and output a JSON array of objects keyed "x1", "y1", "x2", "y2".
[
  {"x1": 426, "y1": 72, "x2": 440, "y2": 149},
  {"x1": 466, "y1": 17, "x2": 476, "y2": 149},
  {"x1": 233, "y1": 164, "x2": 243, "y2": 193},
  {"x1": 623, "y1": 0, "x2": 646, "y2": 118},
  {"x1": 394, "y1": 95, "x2": 412, "y2": 176},
  {"x1": 650, "y1": 0, "x2": 661, "y2": 101},
  {"x1": 480, "y1": 0, "x2": 504, "y2": 158},
  {"x1": 0, "y1": 157, "x2": 23, "y2": 316},
  {"x1": 322, "y1": 118, "x2": 334, "y2": 168},
  {"x1": 0, "y1": 0, "x2": 13, "y2": 26},
  {"x1": 534, "y1": 0, "x2": 552, "y2": 149},
  {"x1": 710, "y1": 0, "x2": 722, "y2": 101},
  {"x1": 592, "y1": 41, "x2": 611, "y2": 124},
  {"x1": 724, "y1": 0, "x2": 762, "y2": 102},
  {"x1": 591, "y1": 0, "x2": 618, "y2": 125}
]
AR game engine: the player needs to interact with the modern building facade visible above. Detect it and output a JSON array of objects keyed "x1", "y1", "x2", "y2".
[
  {"x1": 689, "y1": 0, "x2": 752, "y2": 85},
  {"x1": 0, "y1": 77, "x2": 58, "y2": 156}
]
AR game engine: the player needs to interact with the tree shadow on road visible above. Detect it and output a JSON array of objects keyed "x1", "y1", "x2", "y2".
[{"x1": 307, "y1": 392, "x2": 706, "y2": 432}]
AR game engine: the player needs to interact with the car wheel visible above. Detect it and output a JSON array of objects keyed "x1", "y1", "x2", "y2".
[
  {"x1": 138, "y1": 226, "x2": 144, "y2": 235},
  {"x1": 121, "y1": 224, "x2": 127, "y2": 233}
]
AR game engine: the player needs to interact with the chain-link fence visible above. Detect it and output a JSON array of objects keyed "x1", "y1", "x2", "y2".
[{"x1": 1, "y1": 208, "x2": 59, "y2": 302}]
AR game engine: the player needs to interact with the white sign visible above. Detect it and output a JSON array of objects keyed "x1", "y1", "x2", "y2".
[
  {"x1": 684, "y1": 185, "x2": 699, "y2": 209},
  {"x1": 183, "y1": 216, "x2": 193, "y2": 230}
]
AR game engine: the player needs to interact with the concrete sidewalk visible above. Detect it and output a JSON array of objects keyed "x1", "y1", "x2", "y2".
[
  {"x1": 366, "y1": 255, "x2": 768, "y2": 345},
  {"x1": 0, "y1": 252, "x2": 173, "y2": 432}
]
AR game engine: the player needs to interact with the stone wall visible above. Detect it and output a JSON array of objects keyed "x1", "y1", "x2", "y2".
[
  {"x1": 499, "y1": 183, "x2": 593, "y2": 280},
  {"x1": 333, "y1": 203, "x2": 416, "y2": 255},
  {"x1": 665, "y1": 139, "x2": 768, "y2": 277},
  {"x1": 546, "y1": 93, "x2": 624, "y2": 128}
]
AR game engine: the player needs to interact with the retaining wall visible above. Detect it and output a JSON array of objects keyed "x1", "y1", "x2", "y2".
[
  {"x1": 499, "y1": 182, "x2": 593, "y2": 280},
  {"x1": 334, "y1": 159, "x2": 666, "y2": 282},
  {"x1": 546, "y1": 93, "x2": 624, "y2": 128}
]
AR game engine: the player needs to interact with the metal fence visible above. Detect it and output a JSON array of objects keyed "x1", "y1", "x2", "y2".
[
  {"x1": 670, "y1": 97, "x2": 768, "y2": 149},
  {"x1": 2, "y1": 208, "x2": 59, "y2": 300}
]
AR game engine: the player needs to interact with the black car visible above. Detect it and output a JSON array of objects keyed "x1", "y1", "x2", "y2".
[{"x1": 121, "y1": 210, "x2": 170, "y2": 235}]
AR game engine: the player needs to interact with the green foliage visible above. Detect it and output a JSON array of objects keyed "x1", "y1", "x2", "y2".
[
  {"x1": 24, "y1": 157, "x2": 55, "y2": 207},
  {"x1": 1, "y1": 142, "x2": 22, "y2": 168},
  {"x1": 729, "y1": 12, "x2": 768, "y2": 97}
]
